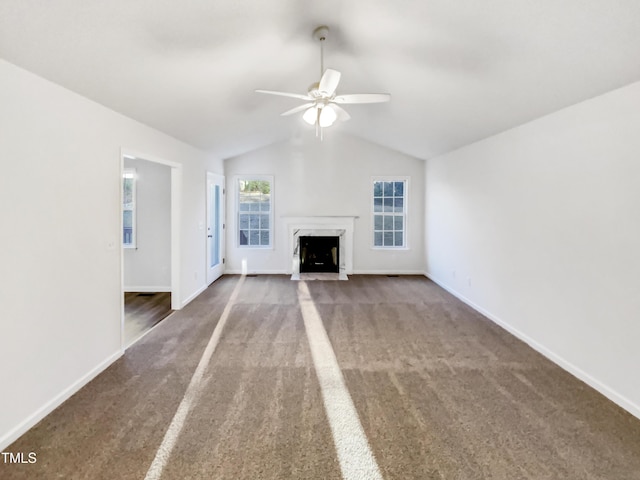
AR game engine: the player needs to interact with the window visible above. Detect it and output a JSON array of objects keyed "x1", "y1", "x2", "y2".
[
  {"x1": 373, "y1": 179, "x2": 407, "y2": 248},
  {"x1": 123, "y1": 169, "x2": 136, "y2": 248},
  {"x1": 237, "y1": 177, "x2": 272, "y2": 247}
]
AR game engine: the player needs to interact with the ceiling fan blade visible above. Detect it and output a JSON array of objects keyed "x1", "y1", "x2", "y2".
[
  {"x1": 333, "y1": 93, "x2": 391, "y2": 104},
  {"x1": 280, "y1": 103, "x2": 316, "y2": 116},
  {"x1": 329, "y1": 103, "x2": 351, "y2": 121},
  {"x1": 318, "y1": 69, "x2": 341, "y2": 96},
  {"x1": 255, "y1": 89, "x2": 313, "y2": 101}
]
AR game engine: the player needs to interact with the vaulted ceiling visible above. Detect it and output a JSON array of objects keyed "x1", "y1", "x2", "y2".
[{"x1": 1, "y1": 1, "x2": 640, "y2": 160}]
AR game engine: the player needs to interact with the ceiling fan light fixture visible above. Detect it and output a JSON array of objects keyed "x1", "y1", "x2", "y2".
[
  {"x1": 319, "y1": 105, "x2": 337, "y2": 127},
  {"x1": 255, "y1": 25, "x2": 391, "y2": 136},
  {"x1": 303, "y1": 106, "x2": 317, "y2": 125}
]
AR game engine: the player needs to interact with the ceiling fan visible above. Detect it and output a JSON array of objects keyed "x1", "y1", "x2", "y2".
[{"x1": 256, "y1": 26, "x2": 391, "y2": 137}]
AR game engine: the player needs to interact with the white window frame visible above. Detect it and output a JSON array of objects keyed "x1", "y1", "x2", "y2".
[
  {"x1": 236, "y1": 175, "x2": 274, "y2": 249},
  {"x1": 123, "y1": 168, "x2": 137, "y2": 249},
  {"x1": 371, "y1": 176, "x2": 409, "y2": 250}
]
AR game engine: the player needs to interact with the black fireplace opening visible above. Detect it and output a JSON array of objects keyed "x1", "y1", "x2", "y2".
[{"x1": 300, "y1": 236, "x2": 339, "y2": 273}]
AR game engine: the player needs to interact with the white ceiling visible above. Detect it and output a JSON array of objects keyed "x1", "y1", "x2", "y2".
[{"x1": 1, "y1": 0, "x2": 640, "y2": 160}]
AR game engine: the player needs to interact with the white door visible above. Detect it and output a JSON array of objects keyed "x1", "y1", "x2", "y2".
[{"x1": 206, "y1": 172, "x2": 225, "y2": 285}]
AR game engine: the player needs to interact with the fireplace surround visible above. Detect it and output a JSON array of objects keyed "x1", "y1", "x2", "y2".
[{"x1": 284, "y1": 216, "x2": 356, "y2": 280}]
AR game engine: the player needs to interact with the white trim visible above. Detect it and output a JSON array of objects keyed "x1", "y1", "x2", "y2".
[
  {"x1": 0, "y1": 350, "x2": 123, "y2": 451},
  {"x1": 181, "y1": 284, "x2": 207, "y2": 308},
  {"x1": 206, "y1": 172, "x2": 226, "y2": 285},
  {"x1": 284, "y1": 216, "x2": 356, "y2": 280},
  {"x1": 352, "y1": 270, "x2": 426, "y2": 275},
  {"x1": 170, "y1": 166, "x2": 182, "y2": 310},
  {"x1": 224, "y1": 270, "x2": 426, "y2": 276},
  {"x1": 292, "y1": 228, "x2": 348, "y2": 280},
  {"x1": 371, "y1": 176, "x2": 409, "y2": 249},
  {"x1": 424, "y1": 271, "x2": 640, "y2": 421},
  {"x1": 123, "y1": 286, "x2": 172, "y2": 293},
  {"x1": 120, "y1": 153, "x2": 126, "y2": 351},
  {"x1": 234, "y1": 175, "x2": 274, "y2": 249},
  {"x1": 120, "y1": 149, "x2": 183, "y2": 352},
  {"x1": 126, "y1": 311, "x2": 177, "y2": 348},
  {"x1": 121, "y1": 149, "x2": 181, "y2": 169},
  {"x1": 223, "y1": 269, "x2": 288, "y2": 275}
]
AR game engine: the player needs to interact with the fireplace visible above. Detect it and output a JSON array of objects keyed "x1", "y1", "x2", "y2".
[
  {"x1": 285, "y1": 216, "x2": 356, "y2": 280},
  {"x1": 300, "y1": 236, "x2": 339, "y2": 273}
]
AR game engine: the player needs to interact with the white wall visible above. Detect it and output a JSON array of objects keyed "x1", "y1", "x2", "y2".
[
  {"x1": 224, "y1": 132, "x2": 425, "y2": 274},
  {"x1": 0, "y1": 59, "x2": 222, "y2": 449},
  {"x1": 425, "y1": 81, "x2": 640, "y2": 418},
  {"x1": 123, "y1": 158, "x2": 171, "y2": 291}
]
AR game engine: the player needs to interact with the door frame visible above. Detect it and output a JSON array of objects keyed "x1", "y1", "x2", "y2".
[
  {"x1": 120, "y1": 148, "x2": 182, "y2": 351},
  {"x1": 206, "y1": 172, "x2": 225, "y2": 285}
]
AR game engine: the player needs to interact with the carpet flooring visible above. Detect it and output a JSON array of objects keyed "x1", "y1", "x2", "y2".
[{"x1": 2, "y1": 275, "x2": 639, "y2": 479}]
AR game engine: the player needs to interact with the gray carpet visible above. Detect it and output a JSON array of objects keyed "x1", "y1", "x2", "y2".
[{"x1": 2, "y1": 275, "x2": 639, "y2": 479}]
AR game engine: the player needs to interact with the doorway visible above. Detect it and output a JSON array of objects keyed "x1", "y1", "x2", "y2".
[
  {"x1": 120, "y1": 150, "x2": 182, "y2": 349},
  {"x1": 206, "y1": 172, "x2": 225, "y2": 285}
]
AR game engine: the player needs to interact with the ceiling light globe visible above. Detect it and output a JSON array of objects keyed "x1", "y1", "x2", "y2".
[
  {"x1": 303, "y1": 106, "x2": 317, "y2": 125},
  {"x1": 319, "y1": 105, "x2": 337, "y2": 127}
]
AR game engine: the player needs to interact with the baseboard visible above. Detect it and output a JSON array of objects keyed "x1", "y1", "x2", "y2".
[
  {"x1": 181, "y1": 284, "x2": 207, "y2": 308},
  {"x1": 223, "y1": 269, "x2": 288, "y2": 275},
  {"x1": 424, "y1": 272, "x2": 640, "y2": 421},
  {"x1": 0, "y1": 350, "x2": 123, "y2": 451},
  {"x1": 223, "y1": 269, "x2": 425, "y2": 276},
  {"x1": 352, "y1": 269, "x2": 426, "y2": 275},
  {"x1": 123, "y1": 285, "x2": 171, "y2": 293}
]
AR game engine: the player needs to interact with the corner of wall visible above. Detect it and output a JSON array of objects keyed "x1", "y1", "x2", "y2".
[{"x1": 0, "y1": 350, "x2": 123, "y2": 451}]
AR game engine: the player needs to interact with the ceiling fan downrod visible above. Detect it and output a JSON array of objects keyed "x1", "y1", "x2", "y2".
[
  {"x1": 314, "y1": 26, "x2": 329, "y2": 79},
  {"x1": 313, "y1": 26, "x2": 330, "y2": 139}
]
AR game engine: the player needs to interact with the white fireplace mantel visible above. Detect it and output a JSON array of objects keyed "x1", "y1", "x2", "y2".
[{"x1": 283, "y1": 216, "x2": 357, "y2": 280}]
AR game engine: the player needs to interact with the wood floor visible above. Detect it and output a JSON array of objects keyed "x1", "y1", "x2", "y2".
[
  {"x1": 3, "y1": 275, "x2": 640, "y2": 479},
  {"x1": 124, "y1": 291, "x2": 173, "y2": 347}
]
